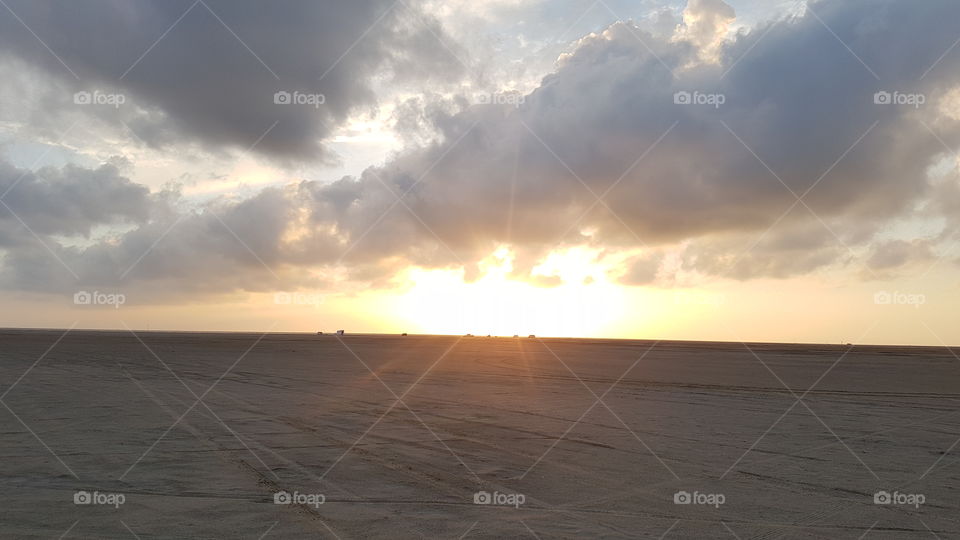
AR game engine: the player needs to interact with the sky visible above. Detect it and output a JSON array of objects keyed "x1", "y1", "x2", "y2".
[{"x1": 0, "y1": 0, "x2": 959, "y2": 345}]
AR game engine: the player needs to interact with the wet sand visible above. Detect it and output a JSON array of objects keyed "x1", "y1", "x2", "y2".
[{"x1": 0, "y1": 329, "x2": 958, "y2": 538}]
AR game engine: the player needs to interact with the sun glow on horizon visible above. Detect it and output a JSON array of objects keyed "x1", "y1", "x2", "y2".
[{"x1": 394, "y1": 247, "x2": 629, "y2": 337}]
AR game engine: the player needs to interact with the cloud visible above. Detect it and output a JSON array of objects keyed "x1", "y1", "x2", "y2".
[
  {"x1": 673, "y1": 0, "x2": 736, "y2": 63},
  {"x1": 0, "y1": 160, "x2": 151, "y2": 238},
  {"x1": 620, "y1": 252, "x2": 663, "y2": 285},
  {"x1": 680, "y1": 224, "x2": 853, "y2": 280},
  {"x1": 865, "y1": 239, "x2": 937, "y2": 274},
  {"x1": 3, "y1": 0, "x2": 960, "y2": 300},
  {"x1": 313, "y1": 0, "x2": 960, "y2": 279},
  {"x1": 0, "y1": 0, "x2": 464, "y2": 163}
]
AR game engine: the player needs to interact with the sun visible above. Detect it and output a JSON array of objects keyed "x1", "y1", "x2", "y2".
[{"x1": 394, "y1": 247, "x2": 628, "y2": 337}]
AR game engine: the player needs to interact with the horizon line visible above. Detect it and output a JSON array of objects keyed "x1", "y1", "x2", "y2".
[{"x1": 1, "y1": 325, "x2": 957, "y2": 350}]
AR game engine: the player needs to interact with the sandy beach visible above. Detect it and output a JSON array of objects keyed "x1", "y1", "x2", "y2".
[{"x1": 1, "y1": 329, "x2": 958, "y2": 538}]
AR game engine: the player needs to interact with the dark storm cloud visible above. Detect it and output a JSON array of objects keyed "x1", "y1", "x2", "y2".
[
  {"x1": 2, "y1": 0, "x2": 960, "y2": 297},
  {"x1": 0, "y1": 0, "x2": 463, "y2": 162}
]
